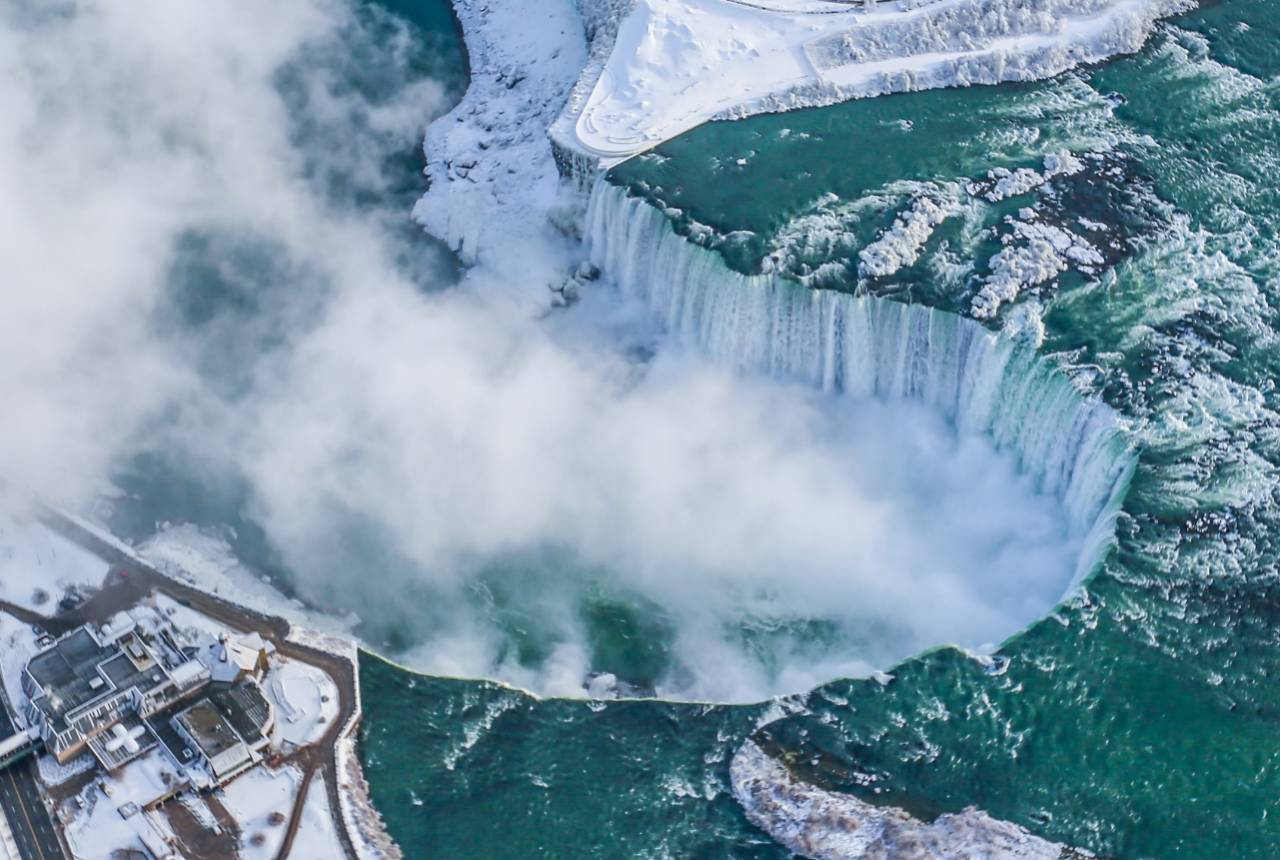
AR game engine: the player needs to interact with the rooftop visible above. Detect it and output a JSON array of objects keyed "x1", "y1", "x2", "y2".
[
  {"x1": 176, "y1": 702, "x2": 241, "y2": 761},
  {"x1": 209, "y1": 683, "x2": 272, "y2": 749}
]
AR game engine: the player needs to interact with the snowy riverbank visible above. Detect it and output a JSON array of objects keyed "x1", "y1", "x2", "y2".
[{"x1": 550, "y1": 0, "x2": 1193, "y2": 167}]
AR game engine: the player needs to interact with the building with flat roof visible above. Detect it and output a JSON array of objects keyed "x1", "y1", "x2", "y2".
[
  {"x1": 22, "y1": 612, "x2": 209, "y2": 764},
  {"x1": 19, "y1": 607, "x2": 274, "y2": 794}
]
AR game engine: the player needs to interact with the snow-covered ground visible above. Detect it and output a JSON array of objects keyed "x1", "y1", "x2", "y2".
[
  {"x1": 730, "y1": 739, "x2": 1074, "y2": 859},
  {"x1": 267, "y1": 658, "x2": 340, "y2": 748},
  {"x1": 552, "y1": 0, "x2": 1192, "y2": 166},
  {"x1": 219, "y1": 764, "x2": 302, "y2": 860},
  {"x1": 0, "y1": 612, "x2": 42, "y2": 725},
  {"x1": 37, "y1": 751, "x2": 96, "y2": 788},
  {"x1": 142, "y1": 525, "x2": 356, "y2": 643},
  {"x1": 289, "y1": 771, "x2": 347, "y2": 860},
  {"x1": 0, "y1": 501, "x2": 109, "y2": 613},
  {"x1": 63, "y1": 749, "x2": 183, "y2": 860}
]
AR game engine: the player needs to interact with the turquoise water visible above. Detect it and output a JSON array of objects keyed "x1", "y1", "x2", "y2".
[
  {"x1": 357, "y1": 3, "x2": 1280, "y2": 859},
  {"x1": 75, "y1": 0, "x2": 1280, "y2": 855},
  {"x1": 101, "y1": 0, "x2": 470, "y2": 596}
]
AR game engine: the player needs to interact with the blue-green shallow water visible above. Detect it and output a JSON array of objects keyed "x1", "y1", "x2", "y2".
[{"x1": 358, "y1": 2, "x2": 1280, "y2": 859}]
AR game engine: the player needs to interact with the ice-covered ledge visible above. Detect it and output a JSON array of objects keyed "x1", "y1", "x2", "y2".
[
  {"x1": 551, "y1": 0, "x2": 1193, "y2": 169},
  {"x1": 731, "y1": 740, "x2": 1084, "y2": 858}
]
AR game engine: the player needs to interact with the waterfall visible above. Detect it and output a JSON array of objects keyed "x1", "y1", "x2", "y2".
[{"x1": 584, "y1": 178, "x2": 1136, "y2": 592}]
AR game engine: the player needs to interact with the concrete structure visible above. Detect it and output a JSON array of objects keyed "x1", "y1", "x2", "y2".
[
  {"x1": 22, "y1": 613, "x2": 206, "y2": 765},
  {"x1": 173, "y1": 683, "x2": 273, "y2": 786},
  {"x1": 19, "y1": 610, "x2": 275, "y2": 800}
]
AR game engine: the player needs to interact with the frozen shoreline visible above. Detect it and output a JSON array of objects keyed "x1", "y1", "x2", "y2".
[
  {"x1": 730, "y1": 739, "x2": 1080, "y2": 858},
  {"x1": 413, "y1": 0, "x2": 1191, "y2": 308},
  {"x1": 411, "y1": 0, "x2": 588, "y2": 305}
]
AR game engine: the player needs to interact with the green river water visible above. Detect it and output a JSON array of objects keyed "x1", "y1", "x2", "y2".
[
  {"x1": 83, "y1": 0, "x2": 1280, "y2": 855},
  {"x1": 356, "y1": 2, "x2": 1280, "y2": 859}
]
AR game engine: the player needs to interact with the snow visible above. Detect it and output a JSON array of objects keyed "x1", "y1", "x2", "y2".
[
  {"x1": 858, "y1": 194, "x2": 957, "y2": 278},
  {"x1": 0, "y1": 611, "x2": 42, "y2": 724},
  {"x1": 141, "y1": 525, "x2": 355, "y2": 642},
  {"x1": 219, "y1": 764, "x2": 302, "y2": 860},
  {"x1": 101, "y1": 749, "x2": 185, "y2": 810},
  {"x1": 64, "y1": 749, "x2": 184, "y2": 860},
  {"x1": 560, "y1": 0, "x2": 858, "y2": 162},
  {"x1": 973, "y1": 211, "x2": 1103, "y2": 318},
  {"x1": 969, "y1": 149, "x2": 1089, "y2": 202},
  {"x1": 288, "y1": 772, "x2": 347, "y2": 860},
  {"x1": 553, "y1": 0, "x2": 1191, "y2": 166},
  {"x1": 286, "y1": 625, "x2": 358, "y2": 661},
  {"x1": 412, "y1": 0, "x2": 588, "y2": 302},
  {"x1": 0, "y1": 500, "x2": 109, "y2": 614},
  {"x1": 153, "y1": 593, "x2": 239, "y2": 644},
  {"x1": 265, "y1": 658, "x2": 340, "y2": 748},
  {"x1": 0, "y1": 808, "x2": 20, "y2": 860},
  {"x1": 37, "y1": 752, "x2": 96, "y2": 787},
  {"x1": 175, "y1": 793, "x2": 219, "y2": 831},
  {"x1": 64, "y1": 789, "x2": 146, "y2": 860},
  {"x1": 730, "y1": 739, "x2": 1072, "y2": 859},
  {"x1": 335, "y1": 736, "x2": 404, "y2": 860}
]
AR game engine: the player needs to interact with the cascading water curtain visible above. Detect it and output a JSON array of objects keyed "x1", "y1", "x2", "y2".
[{"x1": 585, "y1": 178, "x2": 1137, "y2": 592}]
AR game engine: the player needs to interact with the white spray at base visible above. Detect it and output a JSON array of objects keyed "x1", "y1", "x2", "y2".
[{"x1": 584, "y1": 178, "x2": 1136, "y2": 596}]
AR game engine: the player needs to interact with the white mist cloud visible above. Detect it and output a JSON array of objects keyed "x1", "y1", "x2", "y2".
[{"x1": 0, "y1": 0, "x2": 1082, "y2": 702}]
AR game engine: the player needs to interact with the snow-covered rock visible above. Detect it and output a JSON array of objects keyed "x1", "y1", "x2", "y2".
[
  {"x1": 859, "y1": 194, "x2": 958, "y2": 278},
  {"x1": 730, "y1": 739, "x2": 1079, "y2": 859},
  {"x1": 973, "y1": 212, "x2": 1103, "y2": 319},
  {"x1": 969, "y1": 150, "x2": 1089, "y2": 202},
  {"x1": 413, "y1": 0, "x2": 588, "y2": 304}
]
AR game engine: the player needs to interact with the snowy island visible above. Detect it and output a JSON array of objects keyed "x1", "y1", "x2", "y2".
[{"x1": 551, "y1": 0, "x2": 1189, "y2": 167}]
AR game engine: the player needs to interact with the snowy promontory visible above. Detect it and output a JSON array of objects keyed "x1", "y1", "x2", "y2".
[
  {"x1": 551, "y1": 0, "x2": 1193, "y2": 167},
  {"x1": 417, "y1": 0, "x2": 1188, "y2": 303}
]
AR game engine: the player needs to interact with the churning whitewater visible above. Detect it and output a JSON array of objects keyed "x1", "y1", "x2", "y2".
[
  {"x1": 10, "y1": 0, "x2": 1279, "y2": 857},
  {"x1": 584, "y1": 178, "x2": 1137, "y2": 583}
]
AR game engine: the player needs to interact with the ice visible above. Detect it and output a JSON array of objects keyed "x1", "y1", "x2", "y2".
[{"x1": 413, "y1": 0, "x2": 588, "y2": 302}]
